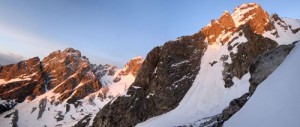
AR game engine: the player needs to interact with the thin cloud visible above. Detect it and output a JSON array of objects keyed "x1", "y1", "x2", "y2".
[
  {"x1": 0, "y1": 51, "x2": 24, "y2": 66},
  {"x1": 0, "y1": 21, "x2": 69, "y2": 58},
  {"x1": 0, "y1": 22, "x2": 122, "y2": 66}
]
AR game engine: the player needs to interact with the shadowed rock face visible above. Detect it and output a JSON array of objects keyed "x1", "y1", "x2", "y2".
[
  {"x1": 218, "y1": 43, "x2": 295, "y2": 126},
  {"x1": 93, "y1": 33, "x2": 207, "y2": 127},
  {"x1": 248, "y1": 44, "x2": 295, "y2": 95}
]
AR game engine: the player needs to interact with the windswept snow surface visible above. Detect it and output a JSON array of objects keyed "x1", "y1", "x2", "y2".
[
  {"x1": 137, "y1": 41, "x2": 250, "y2": 127},
  {"x1": 100, "y1": 70, "x2": 135, "y2": 97},
  {"x1": 283, "y1": 18, "x2": 300, "y2": 29},
  {"x1": 224, "y1": 43, "x2": 300, "y2": 127}
]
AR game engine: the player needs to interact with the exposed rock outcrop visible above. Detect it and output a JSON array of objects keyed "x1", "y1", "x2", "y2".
[
  {"x1": 37, "y1": 98, "x2": 47, "y2": 119},
  {"x1": 43, "y1": 48, "x2": 102, "y2": 103},
  {"x1": 42, "y1": 48, "x2": 85, "y2": 90},
  {"x1": 0, "y1": 100, "x2": 17, "y2": 114},
  {"x1": 223, "y1": 25, "x2": 278, "y2": 87},
  {"x1": 93, "y1": 33, "x2": 206, "y2": 127},
  {"x1": 248, "y1": 44, "x2": 295, "y2": 95},
  {"x1": 232, "y1": 3, "x2": 275, "y2": 34},
  {"x1": 74, "y1": 114, "x2": 92, "y2": 127},
  {"x1": 12, "y1": 110, "x2": 18, "y2": 127},
  {"x1": 0, "y1": 57, "x2": 44, "y2": 102},
  {"x1": 201, "y1": 3, "x2": 276, "y2": 45},
  {"x1": 201, "y1": 11, "x2": 235, "y2": 44}
]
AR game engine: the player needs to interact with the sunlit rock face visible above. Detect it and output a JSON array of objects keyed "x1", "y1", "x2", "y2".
[
  {"x1": 201, "y1": 3, "x2": 276, "y2": 45},
  {"x1": 201, "y1": 11, "x2": 235, "y2": 44},
  {"x1": 0, "y1": 57, "x2": 43, "y2": 102},
  {"x1": 0, "y1": 47, "x2": 143, "y2": 126},
  {"x1": 232, "y1": 3, "x2": 274, "y2": 34},
  {"x1": 42, "y1": 48, "x2": 102, "y2": 103}
]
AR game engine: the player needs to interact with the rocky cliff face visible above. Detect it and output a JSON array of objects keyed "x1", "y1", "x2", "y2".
[
  {"x1": 248, "y1": 43, "x2": 296, "y2": 95},
  {"x1": 201, "y1": 3, "x2": 275, "y2": 44},
  {"x1": 43, "y1": 48, "x2": 102, "y2": 103},
  {"x1": 222, "y1": 25, "x2": 278, "y2": 87},
  {"x1": 93, "y1": 3, "x2": 300, "y2": 127},
  {"x1": 232, "y1": 3, "x2": 274, "y2": 34},
  {"x1": 93, "y1": 33, "x2": 207, "y2": 127},
  {"x1": 0, "y1": 57, "x2": 43, "y2": 102},
  {"x1": 0, "y1": 48, "x2": 102, "y2": 104},
  {"x1": 201, "y1": 11, "x2": 235, "y2": 44}
]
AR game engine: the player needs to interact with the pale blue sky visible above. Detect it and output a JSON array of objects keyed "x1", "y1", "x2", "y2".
[{"x1": 0, "y1": 0, "x2": 299, "y2": 66}]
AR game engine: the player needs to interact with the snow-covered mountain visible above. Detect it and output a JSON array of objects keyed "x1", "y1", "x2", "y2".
[
  {"x1": 93, "y1": 3, "x2": 300, "y2": 127},
  {"x1": 1, "y1": 2, "x2": 300, "y2": 127},
  {"x1": 0, "y1": 48, "x2": 143, "y2": 127}
]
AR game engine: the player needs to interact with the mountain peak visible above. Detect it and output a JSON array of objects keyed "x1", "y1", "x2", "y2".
[
  {"x1": 233, "y1": 3, "x2": 259, "y2": 13},
  {"x1": 63, "y1": 47, "x2": 82, "y2": 57},
  {"x1": 131, "y1": 56, "x2": 143, "y2": 61},
  {"x1": 223, "y1": 10, "x2": 229, "y2": 14},
  {"x1": 232, "y1": 3, "x2": 271, "y2": 34},
  {"x1": 201, "y1": 3, "x2": 273, "y2": 44}
]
